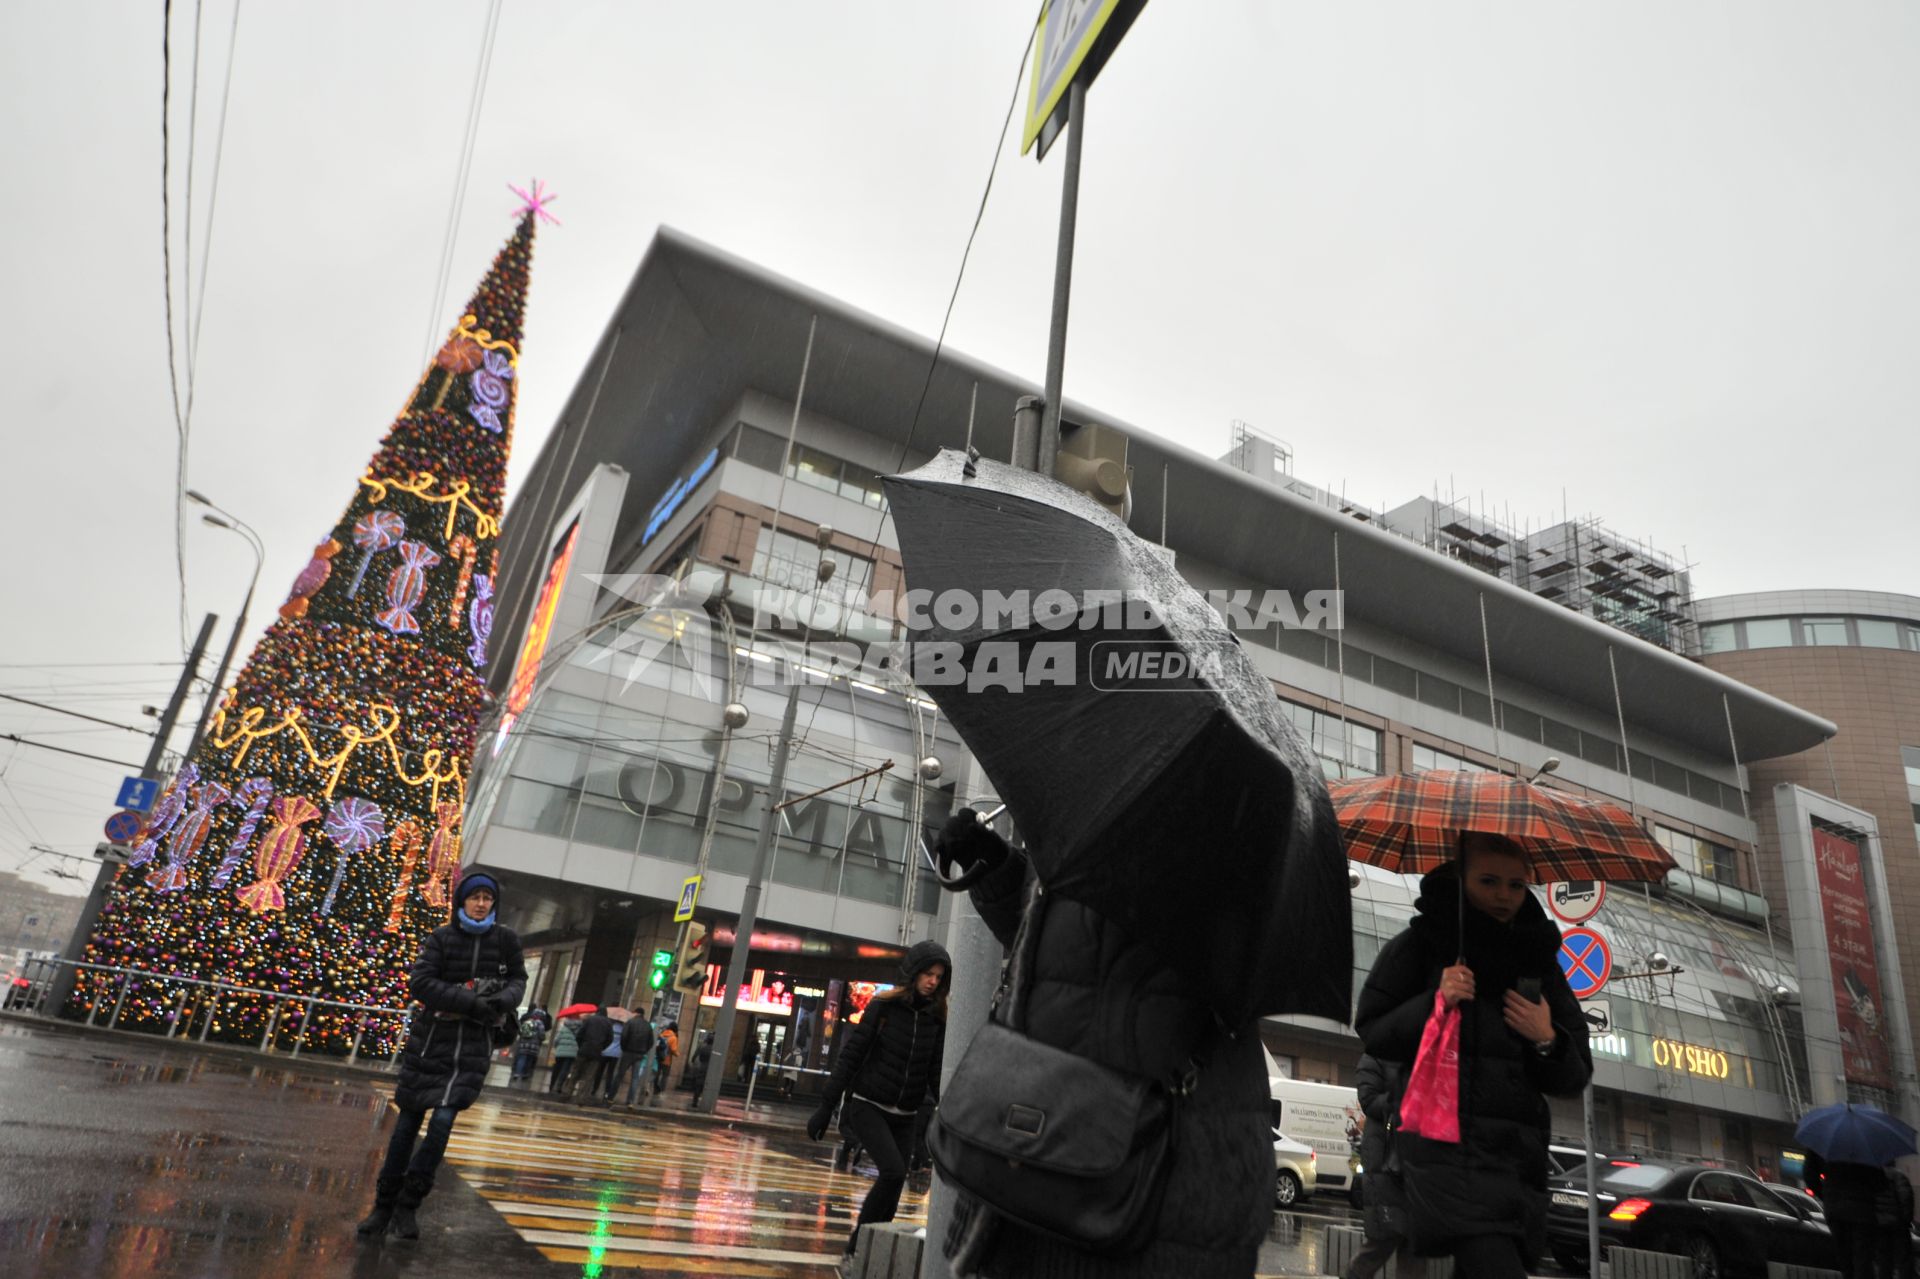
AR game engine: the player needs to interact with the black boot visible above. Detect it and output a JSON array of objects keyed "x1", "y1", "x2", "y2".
[
  {"x1": 391, "y1": 1174, "x2": 432, "y2": 1240},
  {"x1": 355, "y1": 1178, "x2": 402, "y2": 1236}
]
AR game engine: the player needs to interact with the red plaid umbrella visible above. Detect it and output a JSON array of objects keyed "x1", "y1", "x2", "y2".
[{"x1": 1328, "y1": 770, "x2": 1676, "y2": 883}]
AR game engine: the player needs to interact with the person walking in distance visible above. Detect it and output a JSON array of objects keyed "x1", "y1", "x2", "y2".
[
  {"x1": 356, "y1": 872, "x2": 525, "y2": 1241},
  {"x1": 509, "y1": 1004, "x2": 549, "y2": 1087},
  {"x1": 565, "y1": 1007, "x2": 616, "y2": 1103},
  {"x1": 806, "y1": 942, "x2": 951, "y2": 1262},
  {"x1": 608, "y1": 1011, "x2": 654, "y2": 1110},
  {"x1": 1343, "y1": 1053, "x2": 1426, "y2": 1279},
  {"x1": 548, "y1": 1014, "x2": 579, "y2": 1094},
  {"x1": 653, "y1": 1020, "x2": 679, "y2": 1099}
]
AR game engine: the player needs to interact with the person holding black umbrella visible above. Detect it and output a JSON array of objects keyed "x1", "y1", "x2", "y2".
[
  {"x1": 1807, "y1": 1151, "x2": 1888, "y2": 1279},
  {"x1": 931, "y1": 812, "x2": 1276, "y2": 1278},
  {"x1": 1355, "y1": 833, "x2": 1591, "y2": 1278}
]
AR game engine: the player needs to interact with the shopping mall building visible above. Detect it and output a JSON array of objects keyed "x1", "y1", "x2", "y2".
[{"x1": 462, "y1": 228, "x2": 1916, "y2": 1174}]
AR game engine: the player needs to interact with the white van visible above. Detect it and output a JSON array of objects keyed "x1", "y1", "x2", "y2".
[{"x1": 1266, "y1": 1058, "x2": 1364, "y2": 1200}]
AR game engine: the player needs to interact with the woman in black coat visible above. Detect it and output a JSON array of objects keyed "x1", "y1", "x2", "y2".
[
  {"x1": 808, "y1": 939, "x2": 951, "y2": 1259},
  {"x1": 1354, "y1": 835, "x2": 1591, "y2": 1278},
  {"x1": 1346, "y1": 1054, "x2": 1426, "y2": 1279},
  {"x1": 935, "y1": 814, "x2": 1272, "y2": 1279},
  {"x1": 356, "y1": 871, "x2": 525, "y2": 1240}
]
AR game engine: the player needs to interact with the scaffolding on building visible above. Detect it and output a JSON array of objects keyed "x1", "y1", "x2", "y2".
[{"x1": 1215, "y1": 426, "x2": 1701, "y2": 654}]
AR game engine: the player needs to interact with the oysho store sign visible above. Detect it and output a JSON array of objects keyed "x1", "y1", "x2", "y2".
[{"x1": 1652, "y1": 1037, "x2": 1731, "y2": 1080}]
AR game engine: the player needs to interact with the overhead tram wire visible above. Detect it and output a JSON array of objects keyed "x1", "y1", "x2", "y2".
[
  {"x1": 0, "y1": 737, "x2": 151, "y2": 772},
  {"x1": 183, "y1": 0, "x2": 204, "y2": 403},
  {"x1": 0, "y1": 695, "x2": 154, "y2": 736},
  {"x1": 422, "y1": 0, "x2": 503, "y2": 366},
  {"x1": 187, "y1": 0, "x2": 244, "y2": 391},
  {"x1": 161, "y1": 0, "x2": 190, "y2": 652}
]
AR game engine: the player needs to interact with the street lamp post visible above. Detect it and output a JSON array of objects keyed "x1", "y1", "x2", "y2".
[{"x1": 183, "y1": 492, "x2": 264, "y2": 762}]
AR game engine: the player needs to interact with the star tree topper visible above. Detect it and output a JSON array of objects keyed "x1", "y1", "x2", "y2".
[{"x1": 509, "y1": 179, "x2": 561, "y2": 226}]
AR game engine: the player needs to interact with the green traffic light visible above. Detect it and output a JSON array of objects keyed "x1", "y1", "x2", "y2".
[{"x1": 648, "y1": 968, "x2": 666, "y2": 990}]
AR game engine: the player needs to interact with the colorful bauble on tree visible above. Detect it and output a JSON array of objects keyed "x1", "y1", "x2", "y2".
[{"x1": 78, "y1": 201, "x2": 543, "y2": 1053}]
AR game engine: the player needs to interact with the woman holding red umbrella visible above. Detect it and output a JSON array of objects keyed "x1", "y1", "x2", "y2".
[{"x1": 1355, "y1": 833, "x2": 1592, "y2": 1278}]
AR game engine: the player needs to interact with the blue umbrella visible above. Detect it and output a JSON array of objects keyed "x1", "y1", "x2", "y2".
[{"x1": 1794, "y1": 1102, "x2": 1918, "y2": 1165}]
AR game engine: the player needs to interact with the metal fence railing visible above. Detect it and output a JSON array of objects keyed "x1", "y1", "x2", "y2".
[
  {"x1": 742, "y1": 1059, "x2": 833, "y2": 1117},
  {"x1": 5, "y1": 955, "x2": 411, "y2": 1068}
]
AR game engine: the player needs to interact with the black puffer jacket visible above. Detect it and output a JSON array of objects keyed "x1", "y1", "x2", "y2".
[
  {"x1": 1354, "y1": 865, "x2": 1590, "y2": 1260},
  {"x1": 396, "y1": 901, "x2": 527, "y2": 1113},
  {"x1": 952, "y1": 850, "x2": 1269, "y2": 1279},
  {"x1": 575, "y1": 1011, "x2": 616, "y2": 1061},
  {"x1": 829, "y1": 940, "x2": 950, "y2": 1113},
  {"x1": 1354, "y1": 1053, "x2": 1407, "y2": 1226}
]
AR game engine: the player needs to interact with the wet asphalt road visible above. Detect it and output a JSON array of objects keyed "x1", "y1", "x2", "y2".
[
  {"x1": 0, "y1": 1016, "x2": 1489, "y2": 1278},
  {"x1": 0, "y1": 1018, "x2": 547, "y2": 1279}
]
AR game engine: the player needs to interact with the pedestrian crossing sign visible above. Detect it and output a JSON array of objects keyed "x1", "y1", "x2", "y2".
[{"x1": 674, "y1": 875, "x2": 701, "y2": 923}]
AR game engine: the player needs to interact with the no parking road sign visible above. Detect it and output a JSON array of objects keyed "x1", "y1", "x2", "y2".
[
  {"x1": 103, "y1": 811, "x2": 142, "y2": 843},
  {"x1": 1557, "y1": 927, "x2": 1612, "y2": 999}
]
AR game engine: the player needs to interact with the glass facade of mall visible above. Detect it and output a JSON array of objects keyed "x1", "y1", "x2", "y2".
[{"x1": 467, "y1": 609, "x2": 956, "y2": 919}]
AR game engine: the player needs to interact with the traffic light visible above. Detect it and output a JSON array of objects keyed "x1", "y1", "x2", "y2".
[
  {"x1": 647, "y1": 948, "x2": 673, "y2": 991},
  {"x1": 1054, "y1": 422, "x2": 1131, "y2": 521},
  {"x1": 674, "y1": 922, "x2": 708, "y2": 994}
]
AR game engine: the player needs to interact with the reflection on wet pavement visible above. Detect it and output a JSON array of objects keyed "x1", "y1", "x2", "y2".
[
  {"x1": 0, "y1": 1018, "x2": 1377, "y2": 1277},
  {"x1": 444, "y1": 1103, "x2": 926, "y2": 1273}
]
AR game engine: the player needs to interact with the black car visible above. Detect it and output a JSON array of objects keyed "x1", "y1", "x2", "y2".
[{"x1": 1544, "y1": 1160, "x2": 1835, "y2": 1278}]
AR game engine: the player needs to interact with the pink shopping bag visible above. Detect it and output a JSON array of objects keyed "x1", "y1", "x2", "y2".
[{"x1": 1397, "y1": 990, "x2": 1461, "y2": 1143}]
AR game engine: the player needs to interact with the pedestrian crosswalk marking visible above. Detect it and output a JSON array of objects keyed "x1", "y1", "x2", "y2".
[{"x1": 440, "y1": 1098, "x2": 928, "y2": 1274}]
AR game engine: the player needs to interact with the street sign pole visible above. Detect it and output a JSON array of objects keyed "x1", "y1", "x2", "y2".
[
  {"x1": 1584, "y1": 1082, "x2": 1602, "y2": 1278},
  {"x1": 48, "y1": 612, "x2": 218, "y2": 1017},
  {"x1": 1036, "y1": 77, "x2": 1086, "y2": 480},
  {"x1": 697, "y1": 682, "x2": 801, "y2": 1114}
]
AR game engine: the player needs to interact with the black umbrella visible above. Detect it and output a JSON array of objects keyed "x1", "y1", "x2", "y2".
[{"x1": 882, "y1": 450, "x2": 1351, "y2": 1024}]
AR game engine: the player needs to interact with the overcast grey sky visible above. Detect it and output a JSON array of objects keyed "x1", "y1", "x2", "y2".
[{"x1": 4, "y1": 2, "x2": 1917, "y2": 895}]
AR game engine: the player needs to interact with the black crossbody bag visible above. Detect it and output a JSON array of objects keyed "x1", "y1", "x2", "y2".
[{"x1": 926, "y1": 881, "x2": 1186, "y2": 1253}]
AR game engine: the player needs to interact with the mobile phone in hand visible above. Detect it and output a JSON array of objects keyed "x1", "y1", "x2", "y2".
[{"x1": 1516, "y1": 977, "x2": 1542, "y2": 1002}]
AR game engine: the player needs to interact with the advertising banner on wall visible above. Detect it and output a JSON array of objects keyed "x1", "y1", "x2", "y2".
[
  {"x1": 1811, "y1": 825, "x2": 1894, "y2": 1090},
  {"x1": 495, "y1": 519, "x2": 580, "y2": 749}
]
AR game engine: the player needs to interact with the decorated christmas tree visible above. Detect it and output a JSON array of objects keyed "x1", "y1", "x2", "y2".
[{"x1": 79, "y1": 192, "x2": 553, "y2": 1053}]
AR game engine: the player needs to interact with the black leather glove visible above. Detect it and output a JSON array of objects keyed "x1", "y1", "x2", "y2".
[
  {"x1": 807, "y1": 1099, "x2": 837, "y2": 1142},
  {"x1": 479, "y1": 993, "x2": 515, "y2": 1021},
  {"x1": 935, "y1": 809, "x2": 1009, "y2": 873}
]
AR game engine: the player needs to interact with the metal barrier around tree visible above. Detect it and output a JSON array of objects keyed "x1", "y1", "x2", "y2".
[{"x1": 7, "y1": 955, "x2": 411, "y2": 1068}]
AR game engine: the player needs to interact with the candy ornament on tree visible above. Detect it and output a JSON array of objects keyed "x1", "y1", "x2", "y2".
[
  {"x1": 347, "y1": 511, "x2": 406, "y2": 599},
  {"x1": 320, "y1": 796, "x2": 387, "y2": 917},
  {"x1": 445, "y1": 534, "x2": 478, "y2": 626},
  {"x1": 375, "y1": 541, "x2": 442, "y2": 636},
  {"x1": 80, "y1": 192, "x2": 545, "y2": 1052},
  {"x1": 236, "y1": 795, "x2": 322, "y2": 914},
  {"x1": 467, "y1": 349, "x2": 514, "y2": 434},
  {"x1": 210, "y1": 778, "x2": 275, "y2": 888},
  {"x1": 129, "y1": 763, "x2": 199, "y2": 869},
  {"x1": 467, "y1": 574, "x2": 494, "y2": 667},
  {"x1": 281, "y1": 539, "x2": 342, "y2": 620},
  {"x1": 384, "y1": 819, "x2": 425, "y2": 933},
  {"x1": 154, "y1": 781, "x2": 231, "y2": 892},
  {"x1": 421, "y1": 800, "x2": 462, "y2": 910}
]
